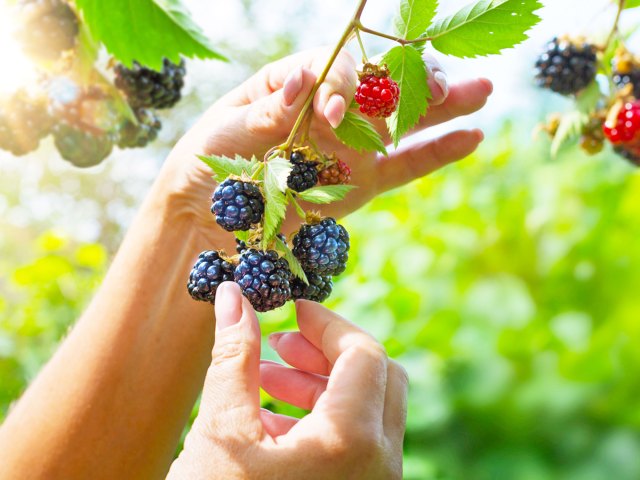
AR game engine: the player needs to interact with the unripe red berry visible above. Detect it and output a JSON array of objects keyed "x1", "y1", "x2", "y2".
[
  {"x1": 355, "y1": 65, "x2": 400, "y2": 119},
  {"x1": 603, "y1": 101, "x2": 640, "y2": 144}
]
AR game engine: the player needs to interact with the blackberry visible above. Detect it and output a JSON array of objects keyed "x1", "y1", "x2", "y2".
[
  {"x1": 613, "y1": 50, "x2": 640, "y2": 98},
  {"x1": 187, "y1": 250, "x2": 235, "y2": 304},
  {"x1": 114, "y1": 58, "x2": 186, "y2": 109},
  {"x1": 16, "y1": 0, "x2": 79, "y2": 61},
  {"x1": 291, "y1": 273, "x2": 333, "y2": 303},
  {"x1": 0, "y1": 90, "x2": 53, "y2": 156},
  {"x1": 292, "y1": 217, "x2": 350, "y2": 276},
  {"x1": 614, "y1": 144, "x2": 640, "y2": 166},
  {"x1": 287, "y1": 151, "x2": 318, "y2": 192},
  {"x1": 234, "y1": 249, "x2": 292, "y2": 312},
  {"x1": 117, "y1": 108, "x2": 162, "y2": 149},
  {"x1": 355, "y1": 63, "x2": 400, "y2": 118},
  {"x1": 53, "y1": 124, "x2": 114, "y2": 168},
  {"x1": 534, "y1": 37, "x2": 597, "y2": 95},
  {"x1": 211, "y1": 178, "x2": 264, "y2": 232},
  {"x1": 319, "y1": 158, "x2": 351, "y2": 185}
]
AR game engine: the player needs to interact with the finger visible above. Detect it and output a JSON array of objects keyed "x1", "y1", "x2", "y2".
[
  {"x1": 312, "y1": 49, "x2": 357, "y2": 128},
  {"x1": 366, "y1": 78, "x2": 492, "y2": 143},
  {"x1": 294, "y1": 300, "x2": 388, "y2": 428},
  {"x1": 423, "y1": 51, "x2": 449, "y2": 106},
  {"x1": 268, "y1": 331, "x2": 332, "y2": 376},
  {"x1": 376, "y1": 129, "x2": 484, "y2": 193},
  {"x1": 383, "y1": 360, "x2": 409, "y2": 446},
  {"x1": 195, "y1": 282, "x2": 262, "y2": 432},
  {"x1": 260, "y1": 360, "x2": 328, "y2": 410},
  {"x1": 260, "y1": 408, "x2": 299, "y2": 438}
]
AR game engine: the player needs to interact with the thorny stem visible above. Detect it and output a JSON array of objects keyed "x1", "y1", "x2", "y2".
[{"x1": 605, "y1": 0, "x2": 626, "y2": 48}]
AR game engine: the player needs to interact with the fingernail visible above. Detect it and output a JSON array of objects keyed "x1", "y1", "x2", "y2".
[
  {"x1": 260, "y1": 359, "x2": 283, "y2": 367},
  {"x1": 268, "y1": 332, "x2": 284, "y2": 350},
  {"x1": 324, "y1": 94, "x2": 346, "y2": 129},
  {"x1": 433, "y1": 71, "x2": 449, "y2": 99},
  {"x1": 215, "y1": 282, "x2": 242, "y2": 332},
  {"x1": 283, "y1": 67, "x2": 303, "y2": 106}
]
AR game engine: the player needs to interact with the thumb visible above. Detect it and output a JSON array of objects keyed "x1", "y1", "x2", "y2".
[{"x1": 194, "y1": 282, "x2": 262, "y2": 432}]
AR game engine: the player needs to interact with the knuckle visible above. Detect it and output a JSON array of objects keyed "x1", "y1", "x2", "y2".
[
  {"x1": 389, "y1": 359, "x2": 409, "y2": 387},
  {"x1": 211, "y1": 338, "x2": 253, "y2": 367}
]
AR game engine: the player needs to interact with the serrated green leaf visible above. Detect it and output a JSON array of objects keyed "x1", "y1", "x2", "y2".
[
  {"x1": 427, "y1": 0, "x2": 542, "y2": 58},
  {"x1": 383, "y1": 45, "x2": 430, "y2": 147},
  {"x1": 297, "y1": 185, "x2": 357, "y2": 205},
  {"x1": 333, "y1": 111, "x2": 387, "y2": 155},
  {"x1": 394, "y1": 0, "x2": 438, "y2": 40},
  {"x1": 551, "y1": 111, "x2": 588, "y2": 158},
  {"x1": 75, "y1": 0, "x2": 226, "y2": 69},
  {"x1": 262, "y1": 159, "x2": 293, "y2": 247},
  {"x1": 275, "y1": 237, "x2": 308, "y2": 284},
  {"x1": 197, "y1": 155, "x2": 259, "y2": 181},
  {"x1": 576, "y1": 81, "x2": 602, "y2": 115},
  {"x1": 625, "y1": 0, "x2": 640, "y2": 8}
]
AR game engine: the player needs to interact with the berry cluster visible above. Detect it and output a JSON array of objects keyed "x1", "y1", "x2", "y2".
[
  {"x1": 355, "y1": 63, "x2": 400, "y2": 119},
  {"x1": 0, "y1": 0, "x2": 187, "y2": 167},
  {"x1": 534, "y1": 37, "x2": 597, "y2": 95},
  {"x1": 188, "y1": 146, "x2": 354, "y2": 312}
]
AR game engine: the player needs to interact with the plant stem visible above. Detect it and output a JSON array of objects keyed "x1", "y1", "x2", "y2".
[
  {"x1": 278, "y1": 0, "x2": 370, "y2": 151},
  {"x1": 355, "y1": 22, "x2": 428, "y2": 46},
  {"x1": 287, "y1": 191, "x2": 307, "y2": 219},
  {"x1": 355, "y1": 28, "x2": 369, "y2": 62},
  {"x1": 606, "y1": 0, "x2": 626, "y2": 48}
]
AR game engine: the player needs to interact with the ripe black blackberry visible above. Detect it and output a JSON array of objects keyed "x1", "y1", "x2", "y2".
[
  {"x1": 291, "y1": 272, "x2": 333, "y2": 303},
  {"x1": 117, "y1": 108, "x2": 162, "y2": 149},
  {"x1": 534, "y1": 37, "x2": 597, "y2": 95},
  {"x1": 234, "y1": 249, "x2": 292, "y2": 312},
  {"x1": 292, "y1": 217, "x2": 350, "y2": 276},
  {"x1": 212, "y1": 178, "x2": 264, "y2": 232},
  {"x1": 53, "y1": 124, "x2": 114, "y2": 168},
  {"x1": 187, "y1": 250, "x2": 235, "y2": 304},
  {"x1": 613, "y1": 50, "x2": 640, "y2": 98},
  {"x1": 287, "y1": 151, "x2": 318, "y2": 192},
  {"x1": 16, "y1": 0, "x2": 79, "y2": 61},
  {"x1": 614, "y1": 144, "x2": 640, "y2": 166},
  {"x1": 114, "y1": 58, "x2": 186, "y2": 109},
  {"x1": 0, "y1": 90, "x2": 53, "y2": 156}
]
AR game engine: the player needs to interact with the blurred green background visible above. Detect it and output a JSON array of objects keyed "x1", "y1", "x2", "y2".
[{"x1": 3, "y1": 1, "x2": 640, "y2": 479}]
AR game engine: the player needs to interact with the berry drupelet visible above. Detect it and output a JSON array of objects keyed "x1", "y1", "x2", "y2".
[
  {"x1": 211, "y1": 178, "x2": 265, "y2": 232},
  {"x1": 114, "y1": 58, "x2": 186, "y2": 110},
  {"x1": 287, "y1": 150, "x2": 318, "y2": 192},
  {"x1": 187, "y1": 251, "x2": 236, "y2": 304},
  {"x1": 292, "y1": 217, "x2": 350, "y2": 276},
  {"x1": 603, "y1": 101, "x2": 640, "y2": 144},
  {"x1": 234, "y1": 249, "x2": 292, "y2": 312},
  {"x1": 355, "y1": 64, "x2": 400, "y2": 118},
  {"x1": 291, "y1": 272, "x2": 333, "y2": 303},
  {"x1": 534, "y1": 37, "x2": 597, "y2": 95},
  {"x1": 319, "y1": 158, "x2": 351, "y2": 185}
]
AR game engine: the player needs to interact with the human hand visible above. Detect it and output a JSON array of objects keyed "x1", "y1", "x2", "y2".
[
  {"x1": 159, "y1": 48, "x2": 492, "y2": 243},
  {"x1": 167, "y1": 281, "x2": 408, "y2": 479}
]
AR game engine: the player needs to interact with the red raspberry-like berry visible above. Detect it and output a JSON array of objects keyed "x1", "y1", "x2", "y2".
[
  {"x1": 319, "y1": 159, "x2": 352, "y2": 185},
  {"x1": 355, "y1": 65, "x2": 399, "y2": 118},
  {"x1": 603, "y1": 101, "x2": 640, "y2": 144}
]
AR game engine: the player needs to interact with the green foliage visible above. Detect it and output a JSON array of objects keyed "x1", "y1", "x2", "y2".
[
  {"x1": 296, "y1": 185, "x2": 356, "y2": 204},
  {"x1": 394, "y1": 0, "x2": 438, "y2": 40},
  {"x1": 551, "y1": 111, "x2": 588, "y2": 157},
  {"x1": 275, "y1": 236, "x2": 308, "y2": 284},
  {"x1": 332, "y1": 111, "x2": 387, "y2": 155},
  {"x1": 383, "y1": 45, "x2": 430, "y2": 147},
  {"x1": 624, "y1": 0, "x2": 640, "y2": 9},
  {"x1": 198, "y1": 154, "x2": 260, "y2": 182},
  {"x1": 75, "y1": 0, "x2": 226, "y2": 69},
  {"x1": 427, "y1": 0, "x2": 543, "y2": 58},
  {"x1": 262, "y1": 157, "x2": 292, "y2": 248}
]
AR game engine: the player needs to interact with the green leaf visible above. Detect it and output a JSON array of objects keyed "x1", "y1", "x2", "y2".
[
  {"x1": 275, "y1": 237, "x2": 308, "y2": 284},
  {"x1": 75, "y1": 0, "x2": 226, "y2": 70},
  {"x1": 297, "y1": 185, "x2": 357, "y2": 205},
  {"x1": 550, "y1": 111, "x2": 588, "y2": 158},
  {"x1": 394, "y1": 0, "x2": 439, "y2": 40},
  {"x1": 333, "y1": 111, "x2": 387, "y2": 155},
  {"x1": 575, "y1": 81, "x2": 602, "y2": 115},
  {"x1": 262, "y1": 158, "x2": 293, "y2": 247},
  {"x1": 383, "y1": 45, "x2": 430, "y2": 147},
  {"x1": 427, "y1": 0, "x2": 542, "y2": 58},
  {"x1": 625, "y1": 0, "x2": 640, "y2": 8},
  {"x1": 198, "y1": 155, "x2": 259, "y2": 181},
  {"x1": 235, "y1": 230, "x2": 249, "y2": 243}
]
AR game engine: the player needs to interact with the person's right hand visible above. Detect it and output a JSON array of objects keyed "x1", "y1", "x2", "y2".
[{"x1": 167, "y1": 281, "x2": 408, "y2": 479}]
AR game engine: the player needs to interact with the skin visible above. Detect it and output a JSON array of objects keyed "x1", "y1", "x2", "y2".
[{"x1": 0, "y1": 47, "x2": 492, "y2": 479}]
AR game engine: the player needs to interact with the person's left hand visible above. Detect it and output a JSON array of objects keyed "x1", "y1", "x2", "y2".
[{"x1": 158, "y1": 48, "x2": 492, "y2": 243}]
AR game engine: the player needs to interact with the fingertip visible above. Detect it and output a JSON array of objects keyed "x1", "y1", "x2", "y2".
[
  {"x1": 473, "y1": 129, "x2": 485, "y2": 142},
  {"x1": 325, "y1": 94, "x2": 346, "y2": 129},
  {"x1": 478, "y1": 77, "x2": 493, "y2": 95},
  {"x1": 215, "y1": 282, "x2": 243, "y2": 331}
]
